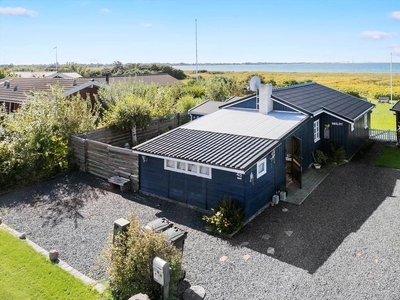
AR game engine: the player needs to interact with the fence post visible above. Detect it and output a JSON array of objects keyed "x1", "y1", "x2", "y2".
[{"x1": 177, "y1": 113, "x2": 180, "y2": 126}]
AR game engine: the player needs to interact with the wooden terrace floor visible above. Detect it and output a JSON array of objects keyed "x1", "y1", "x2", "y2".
[{"x1": 283, "y1": 164, "x2": 336, "y2": 205}]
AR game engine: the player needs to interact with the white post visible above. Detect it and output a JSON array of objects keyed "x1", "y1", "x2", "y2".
[
  {"x1": 390, "y1": 52, "x2": 392, "y2": 105},
  {"x1": 195, "y1": 19, "x2": 198, "y2": 80},
  {"x1": 55, "y1": 46, "x2": 58, "y2": 72}
]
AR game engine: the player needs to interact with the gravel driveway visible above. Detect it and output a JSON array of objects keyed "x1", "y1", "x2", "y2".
[{"x1": 1, "y1": 141, "x2": 400, "y2": 299}]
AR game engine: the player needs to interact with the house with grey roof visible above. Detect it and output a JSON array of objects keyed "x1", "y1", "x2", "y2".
[
  {"x1": 0, "y1": 74, "x2": 181, "y2": 114},
  {"x1": 0, "y1": 77, "x2": 105, "y2": 113},
  {"x1": 132, "y1": 82, "x2": 375, "y2": 220}
]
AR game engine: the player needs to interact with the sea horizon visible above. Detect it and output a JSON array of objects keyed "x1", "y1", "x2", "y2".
[{"x1": 172, "y1": 62, "x2": 400, "y2": 74}]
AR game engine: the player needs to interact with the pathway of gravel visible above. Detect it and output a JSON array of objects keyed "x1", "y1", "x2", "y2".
[{"x1": 1, "y1": 141, "x2": 400, "y2": 299}]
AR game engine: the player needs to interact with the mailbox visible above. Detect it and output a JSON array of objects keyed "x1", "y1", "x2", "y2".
[{"x1": 153, "y1": 257, "x2": 170, "y2": 287}]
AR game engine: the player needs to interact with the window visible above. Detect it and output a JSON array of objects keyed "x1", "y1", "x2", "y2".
[
  {"x1": 199, "y1": 166, "x2": 210, "y2": 175},
  {"x1": 166, "y1": 159, "x2": 175, "y2": 168},
  {"x1": 187, "y1": 163, "x2": 197, "y2": 173},
  {"x1": 177, "y1": 161, "x2": 186, "y2": 171},
  {"x1": 313, "y1": 120, "x2": 320, "y2": 142},
  {"x1": 257, "y1": 158, "x2": 267, "y2": 178},
  {"x1": 164, "y1": 159, "x2": 212, "y2": 179}
]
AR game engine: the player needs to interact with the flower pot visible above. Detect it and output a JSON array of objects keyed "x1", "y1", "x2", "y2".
[{"x1": 314, "y1": 163, "x2": 321, "y2": 169}]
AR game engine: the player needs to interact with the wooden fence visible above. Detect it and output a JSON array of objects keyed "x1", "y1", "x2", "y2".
[
  {"x1": 69, "y1": 112, "x2": 189, "y2": 190},
  {"x1": 369, "y1": 128, "x2": 398, "y2": 143}
]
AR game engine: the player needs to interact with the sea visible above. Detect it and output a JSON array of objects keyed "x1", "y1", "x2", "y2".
[{"x1": 172, "y1": 62, "x2": 400, "y2": 74}]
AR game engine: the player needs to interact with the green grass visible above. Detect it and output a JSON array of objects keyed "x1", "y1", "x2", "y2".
[
  {"x1": 375, "y1": 146, "x2": 400, "y2": 169},
  {"x1": 0, "y1": 228, "x2": 110, "y2": 300},
  {"x1": 370, "y1": 100, "x2": 396, "y2": 130}
]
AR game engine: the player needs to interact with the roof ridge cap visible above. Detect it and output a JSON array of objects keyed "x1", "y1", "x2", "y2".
[{"x1": 272, "y1": 82, "x2": 315, "y2": 92}]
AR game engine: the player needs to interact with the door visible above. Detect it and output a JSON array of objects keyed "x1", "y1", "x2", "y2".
[{"x1": 291, "y1": 136, "x2": 302, "y2": 188}]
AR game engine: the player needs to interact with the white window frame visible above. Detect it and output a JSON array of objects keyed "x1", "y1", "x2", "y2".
[
  {"x1": 257, "y1": 158, "x2": 267, "y2": 179},
  {"x1": 313, "y1": 119, "x2": 320, "y2": 143},
  {"x1": 164, "y1": 159, "x2": 212, "y2": 179},
  {"x1": 364, "y1": 114, "x2": 369, "y2": 129}
]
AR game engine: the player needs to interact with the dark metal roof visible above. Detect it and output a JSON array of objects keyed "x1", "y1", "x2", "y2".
[
  {"x1": 0, "y1": 77, "x2": 101, "y2": 103},
  {"x1": 133, "y1": 128, "x2": 278, "y2": 171},
  {"x1": 272, "y1": 82, "x2": 375, "y2": 121},
  {"x1": 390, "y1": 100, "x2": 400, "y2": 112}
]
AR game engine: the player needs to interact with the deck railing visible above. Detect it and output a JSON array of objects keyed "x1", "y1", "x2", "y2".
[{"x1": 369, "y1": 128, "x2": 398, "y2": 142}]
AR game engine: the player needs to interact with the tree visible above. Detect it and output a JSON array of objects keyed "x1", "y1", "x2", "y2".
[{"x1": 102, "y1": 94, "x2": 152, "y2": 144}]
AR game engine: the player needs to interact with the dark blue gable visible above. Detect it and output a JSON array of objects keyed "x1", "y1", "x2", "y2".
[{"x1": 228, "y1": 96, "x2": 257, "y2": 110}]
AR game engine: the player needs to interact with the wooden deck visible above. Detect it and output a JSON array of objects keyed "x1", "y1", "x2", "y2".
[{"x1": 283, "y1": 164, "x2": 336, "y2": 205}]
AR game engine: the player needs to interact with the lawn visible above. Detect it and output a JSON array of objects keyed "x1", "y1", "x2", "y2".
[
  {"x1": 375, "y1": 146, "x2": 400, "y2": 169},
  {"x1": 0, "y1": 228, "x2": 110, "y2": 300}
]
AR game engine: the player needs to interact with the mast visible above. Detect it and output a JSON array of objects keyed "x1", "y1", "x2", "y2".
[
  {"x1": 195, "y1": 19, "x2": 198, "y2": 79},
  {"x1": 390, "y1": 52, "x2": 392, "y2": 105}
]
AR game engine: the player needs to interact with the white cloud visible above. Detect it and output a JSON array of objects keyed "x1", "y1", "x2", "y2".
[
  {"x1": 141, "y1": 23, "x2": 152, "y2": 28},
  {"x1": 391, "y1": 11, "x2": 400, "y2": 20},
  {"x1": 101, "y1": 8, "x2": 110, "y2": 13},
  {"x1": 362, "y1": 31, "x2": 395, "y2": 40},
  {"x1": 0, "y1": 7, "x2": 38, "y2": 17}
]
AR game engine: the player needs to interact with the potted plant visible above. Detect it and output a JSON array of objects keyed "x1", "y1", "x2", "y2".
[{"x1": 313, "y1": 150, "x2": 328, "y2": 169}]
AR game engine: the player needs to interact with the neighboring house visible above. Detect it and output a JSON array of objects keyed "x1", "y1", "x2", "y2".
[
  {"x1": 390, "y1": 100, "x2": 400, "y2": 144},
  {"x1": 0, "y1": 73, "x2": 182, "y2": 113},
  {"x1": 0, "y1": 77, "x2": 105, "y2": 113},
  {"x1": 132, "y1": 82, "x2": 375, "y2": 221}
]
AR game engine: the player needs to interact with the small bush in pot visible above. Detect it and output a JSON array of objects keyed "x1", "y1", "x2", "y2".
[{"x1": 203, "y1": 196, "x2": 246, "y2": 235}]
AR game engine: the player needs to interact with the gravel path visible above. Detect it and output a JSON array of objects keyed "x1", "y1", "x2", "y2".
[{"x1": 1, "y1": 141, "x2": 400, "y2": 299}]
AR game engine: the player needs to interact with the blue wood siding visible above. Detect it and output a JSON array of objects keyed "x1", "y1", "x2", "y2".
[
  {"x1": 139, "y1": 156, "x2": 169, "y2": 197},
  {"x1": 243, "y1": 148, "x2": 284, "y2": 219},
  {"x1": 169, "y1": 171, "x2": 207, "y2": 209},
  {"x1": 320, "y1": 113, "x2": 369, "y2": 159},
  {"x1": 206, "y1": 169, "x2": 245, "y2": 210},
  {"x1": 273, "y1": 102, "x2": 296, "y2": 112},
  {"x1": 230, "y1": 96, "x2": 257, "y2": 109}
]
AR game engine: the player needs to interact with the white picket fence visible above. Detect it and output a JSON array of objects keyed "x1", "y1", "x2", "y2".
[{"x1": 369, "y1": 128, "x2": 398, "y2": 142}]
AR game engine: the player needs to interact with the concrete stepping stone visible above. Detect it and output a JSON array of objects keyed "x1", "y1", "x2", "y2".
[
  {"x1": 262, "y1": 234, "x2": 271, "y2": 240},
  {"x1": 267, "y1": 247, "x2": 275, "y2": 255},
  {"x1": 285, "y1": 231, "x2": 293, "y2": 237},
  {"x1": 219, "y1": 255, "x2": 228, "y2": 262}
]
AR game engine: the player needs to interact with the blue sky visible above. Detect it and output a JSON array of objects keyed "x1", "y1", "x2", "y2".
[{"x1": 0, "y1": 0, "x2": 399, "y2": 65}]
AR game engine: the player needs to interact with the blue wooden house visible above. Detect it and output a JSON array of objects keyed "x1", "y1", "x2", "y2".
[{"x1": 133, "y1": 82, "x2": 375, "y2": 220}]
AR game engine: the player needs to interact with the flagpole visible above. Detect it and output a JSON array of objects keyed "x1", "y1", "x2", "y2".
[
  {"x1": 390, "y1": 52, "x2": 392, "y2": 105},
  {"x1": 195, "y1": 19, "x2": 198, "y2": 80}
]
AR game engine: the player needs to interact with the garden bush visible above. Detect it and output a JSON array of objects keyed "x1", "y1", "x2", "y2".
[
  {"x1": 203, "y1": 196, "x2": 246, "y2": 235},
  {"x1": 107, "y1": 212, "x2": 184, "y2": 300}
]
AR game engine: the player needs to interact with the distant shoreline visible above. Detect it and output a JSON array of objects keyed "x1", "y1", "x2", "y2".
[{"x1": 172, "y1": 62, "x2": 400, "y2": 74}]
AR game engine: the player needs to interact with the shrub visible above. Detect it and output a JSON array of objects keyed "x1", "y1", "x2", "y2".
[
  {"x1": 314, "y1": 149, "x2": 328, "y2": 164},
  {"x1": 329, "y1": 145, "x2": 346, "y2": 164},
  {"x1": 203, "y1": 196, "x2": 246, "y2": 235},
  {"x1": 107, "y1": 212, "x2": 184, "y2": 300}
]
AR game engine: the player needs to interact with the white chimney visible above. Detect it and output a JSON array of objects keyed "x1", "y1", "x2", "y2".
[{"x1": 259, "y1": 83, "x2": 273, "y2": 114}]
